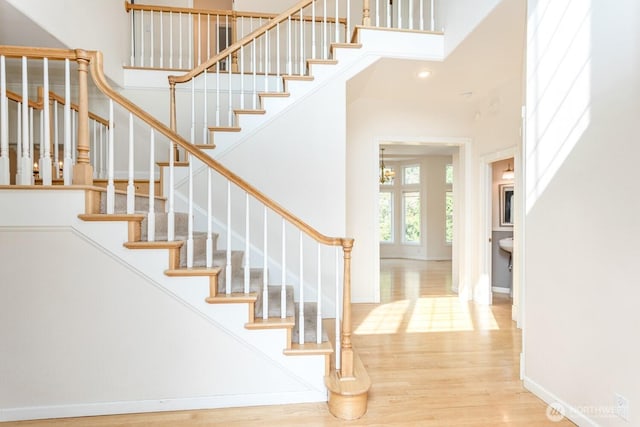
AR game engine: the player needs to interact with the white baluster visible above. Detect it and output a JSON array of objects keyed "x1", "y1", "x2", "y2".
[
  {"x1": 130, "y1": 8, "x2": 135, "y2": 66},
  {"x1": 409, "y1": 0, "x2": 414, "y2": 30},
  {"x1": 203, "y1": 69, "x2": 208, "y2": 144},
  {"x1": 386, "y1": 0, "x2": 391, "y2": 28},
  {"x1": 276, "y1": 24, "x2": 281, "y2": 91},
  {"x1": 0, "y1": 55, "x2": 8, "y2": 185},
  {"x1": 312, "y1": 2, "x2": 316, "y2": 58},
  {"x1": 169, "y1": 11, "x2": 174, "y2": 68},
  {"x1": 226, "y1": 181, "x2": 233, "y2": 294},
  {"x1": 39, "y1": 58, "x2": 51, "y2": 185},
  {"x1": 262, "y1": 206, "x2": 268, "y2": 319},
  {"x1": 376, "y1": 0, "x2": 380, "y2": 26},
  {"x1": 430, "y1": 0, "x2": 435, "y2": 31},
  {"x1": 244, "y1": 192, "x2": 250, "y2": 294},
  {"x1": 316, "y1": 243, "x2": 322, "y2": 343},
  {"x1": 72, "y1": 110, "x2": 76, "y2": 165},
  {"x1": 106, "y1": 100, "x2": 115, "y2": 214},
  {"x1": 99, "y1": 123, "x2": 105, "y2": 179},
  {"x1": 90, "y1": 120, "x2": 96, "y2": 175},
  {"x1": 29, "y1": 107, "x2": 34, "y2": 184},
  {"x1": 206, "y1": 169, "x2": 213, "y2": 268},
  {"x1": 18, "y1": 56, "x2": 31, "y2": 185},
  {"x1": 240, "y1": 45, "x2": 245, "y2": 109},
  {"x1": 167, "y1": 140, "x2": 175, "y2": 241},
  {"x1": 179, "y1": 12, "x2": 183, "y2": 69},
  {"x1": 227, "y1": 54, "x2": 232, "y2": 126},
  {"x1": 147, "y1": 129, "x2": 156, "y2": 242},
  {"x1": 323, "y1": 0, "x2": 327, "y2": 59},
  {"x1": 347, "y1": 0, "x2": 351, "y2": 41},
  {"x1": 288, "y1": 16, "x2": 292, "y2": 74},
  {"x1": 187, "y1": 161, "x2": 194, "y2": 268},
  {"x1": 399, "y1": 0, "x2": 403, "y2": 28},
  {"x1": 206, "y1": 13, "x2": 211, "y2": 59},
  {"x1": 197, "y1": 13, "x2": 201, "y2": 66},
  {"x1": 190, "y1": 79, "x2": 195, "y2": 144},
  {"x1": 299, "y1": 9, "x2": 304, "y2": 75},
  {"x1": 188, "y1": 12, "x2": 193, "y2": 68},
  {"x1": 160, "y1": 11, "x2": 164, "y2": 67},
  {"x1": 140, "y1": 11, "x2": 145, "y2": 67},
  {"x1": 63, "y1": 59, "x2": 72, "y2": 185},
  {"x1": 419, "y1": 0, "x2": 424, "y2": 31},
  {"x1": 299, "y1": 232, "x2": 305, "y2": 344},
  {"x1": 15, "y1": 105, "x2": 21, "y2": 181},
  {"x1": 335, "y1": 246, "x2": 341, "y2": 369},
  {"x1": 334, "y1": 0, "x2": 339, "y2": 44},
  {"x1": 53, "y1": 100, "x2": 59, "y2": 180},
  {"x1": 252, "y1": 39, "x2": 257, "y2": 109},
  {"x1": 264, "y1": 29, "x2": 270, "y2": 93},
  {"x1": 281, "y1": 218, "x2": 287, "y2": 318},
  {"x1": 216, "y1": 64, "x2": 220, "y2": 126},
  {"x1": 127, "y1": 112, "x2": 135, "y2": 214},
  {"x1": 150, "y1": 10, "x2": 154, "y2": 67}
]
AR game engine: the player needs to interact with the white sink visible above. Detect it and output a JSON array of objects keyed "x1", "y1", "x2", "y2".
[{"x1": 499, "y1": 237, "x2": 513, "y2": 253}]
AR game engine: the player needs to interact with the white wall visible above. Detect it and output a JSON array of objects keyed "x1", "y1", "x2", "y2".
[
  {"x1": 523, "y1": 1, "x2": 640, "y2": 425},
  {"x1": 437, "y1": 0, "x2": 502, "y2": 56},
  {"x1": 0, "y1": 227, "x2": 320, "y2": 420},
  {"x1": 6, "y1": 0, "x2": 130, "y2": 87},
  {"x1": 380, "y1": 155, "x2": 453, "y2": 261}
]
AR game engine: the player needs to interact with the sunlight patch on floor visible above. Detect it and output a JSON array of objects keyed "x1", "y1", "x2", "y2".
[{"x1": 355, "y1": 296, "x2": 500, "y2": 335}]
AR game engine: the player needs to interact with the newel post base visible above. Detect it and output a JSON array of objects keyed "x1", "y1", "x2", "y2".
[
  {"x1": 72, "y1": 162, "x2": 94, "y2": 186},
  {"x1": 325, "y1": 351, "x2": 371, "y2": 420}
]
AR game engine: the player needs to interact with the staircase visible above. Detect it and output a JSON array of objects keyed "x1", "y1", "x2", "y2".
[{"x1": 0, "y1": 0, "x2": 446, "y2": 422}]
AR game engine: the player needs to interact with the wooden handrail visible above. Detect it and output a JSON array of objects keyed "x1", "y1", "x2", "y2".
[
  {"x1": 90, "y1": 50, "x2": 349, "y2": 248},
  {"x1": 125, "y1": 2, "x2": 346, "y2": 25},
  {"x1": 44, "y1": 88, "x2": 109, "y2": 127},
  {"x1": 6, "y1": 89, "x2": 40, "y2": 109},
  {"x1": 169, "y1": 0, "x2": 317, "y2": 84},
  {"x1": 0, "y1": 46, "x2": 78, "y2": 60}
]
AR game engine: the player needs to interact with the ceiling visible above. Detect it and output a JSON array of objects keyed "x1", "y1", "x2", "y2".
[{"x1": 351, "y1": 0, "x2": 526, "y2": 160}]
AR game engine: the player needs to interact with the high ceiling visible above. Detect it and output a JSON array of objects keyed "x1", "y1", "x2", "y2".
[{"x1": 352, "y1": 0, "x2": 526, "y2": 159}]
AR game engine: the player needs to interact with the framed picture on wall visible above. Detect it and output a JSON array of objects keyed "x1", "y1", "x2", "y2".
[{"x1": 500, "y1": 184, "x2": 514, "y2": 227}]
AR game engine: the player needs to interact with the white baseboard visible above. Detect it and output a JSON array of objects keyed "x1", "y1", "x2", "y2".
[
  {"x1": 523, "y1": 376, "x2": 602, "y2": 426},
  {"x1": 0, "y1": 390, "x2": 327, "y2": 422},
  {"x1": 492, "y1": 286, "x2": 511, "y2": 294}
]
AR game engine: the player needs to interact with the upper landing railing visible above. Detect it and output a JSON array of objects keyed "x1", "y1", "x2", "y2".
[{"x1": 126, "y1": 0, "x2": 440, "y2": 72}]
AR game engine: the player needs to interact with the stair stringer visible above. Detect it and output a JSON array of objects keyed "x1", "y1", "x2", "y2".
[{"x1": 0, "y1": 189, "x2": 328, "y2": 422}]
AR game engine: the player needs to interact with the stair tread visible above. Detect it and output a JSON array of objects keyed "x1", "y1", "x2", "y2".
[
  {"x1": 165, "y1": 267, "x2": 222, "y2": 277},
  {"x1": 284, "y1": 341, "x2": 333, "y2": 355},
  {"x1": 258, "y1": 91, "x2": 290, "y2": 98},
  {"x1": 79, "y1": 213, "x2": 145, "y2": 222},
  {"x1": 234, "y1": 109, "x2": 266, "y2": 115},
  {"x1": 209, "y1": 126, "x2": 241, "y2": 132},
  {"x1": 124, "y1": 240, "x2": 184, "y2": 249},
  {"x1": 245, "y1": 317, "x2": 295, "y2": 330}
]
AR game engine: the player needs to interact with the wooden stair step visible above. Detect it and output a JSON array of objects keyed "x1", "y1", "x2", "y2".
[
  {"x1": 245, "y1": 317, "x2": 295, "y2": 330},
  {"x1": 209, "y1": 126, "x2": 241, "y2": 132},
  {"x1": 195, "y1": 144, "x2": 216, "y2": 150},
  {"x1": 330, "y1": 42, "x2": 363, "y2": 53},
  {"x1": 157, "y1": 161, "x2": 190, "y2": 168},
  {"x1": 307, "y1": 59, "x2": 338, "y2": 66},
  {"x1": 234, "y1": 109, "x2": 266, "y2": 115},
  {"x1": 78, "y1": 213, "x2": 145, "y2": 242},
  {"x1": 205, "y1": 292, "x2": 258, "y2": 304},
  {"x1": 282, "y1": 75, "x2": 314, "y2": 81},
  {"x1": 258, "y1": 91, "x2": 290, "y2": 98},
  {"x1": 284, "y1": 341, "x2": 333, "y2": 356},
  {"x1": 164, "y1": 267, "x2": 222, "y2": 277},
  {"x1": 123, "y1": 240, "x2": 184, "y2": 250}
]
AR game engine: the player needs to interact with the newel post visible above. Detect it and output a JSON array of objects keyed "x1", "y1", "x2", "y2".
[
  {"x1": 340, "y1": 238, "x2": 355, "y2": 379},
  {"x1": 362, "y1": 0, "x2": 371, "y2": 26},
  {"x1": 72, "y1": 49, "x2": 93, "y2": 185}
]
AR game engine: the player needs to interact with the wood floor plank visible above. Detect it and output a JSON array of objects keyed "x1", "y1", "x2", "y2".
[{"x1": 3, "y1": 259, "x2": 574, "y2": 426}]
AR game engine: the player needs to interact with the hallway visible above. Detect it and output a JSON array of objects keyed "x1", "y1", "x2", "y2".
[{"x1": 5, "y1": 260, "x2": 572, "y2": 426}]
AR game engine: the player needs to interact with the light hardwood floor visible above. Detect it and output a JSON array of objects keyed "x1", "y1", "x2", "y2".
[{"x1": 4, "y1": 259, "x2": 574, "y2": 426}]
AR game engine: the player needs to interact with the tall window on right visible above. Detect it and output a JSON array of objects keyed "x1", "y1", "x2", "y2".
[
  {"x1": 402, "y1": 165, "x2": 421, "y2": 244},
  {"x1": 445, "y1": 164, "x2": 454, "y2": 244}
]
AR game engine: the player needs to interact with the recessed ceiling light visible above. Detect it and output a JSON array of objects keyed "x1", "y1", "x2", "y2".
[{"x1": 417, "y1": 70, "x2": 431, "y2": 79}]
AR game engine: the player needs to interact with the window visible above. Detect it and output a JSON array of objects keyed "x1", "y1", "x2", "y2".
[
  {"x1": 445, "y1": 191, "x2": 453, "y2": 244},
  {"x1": 403, "y1": 165, "x2": 420, "y2": 185},
  {"x1": 403, "y1": 191, "x2": 420, "y2": 243},
  {"x1": 445, "y1": 164, "x2": 453, "y2": 184},
  {"x1": 379, "y1": 192, "x2": 393, "y2": 242}
]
